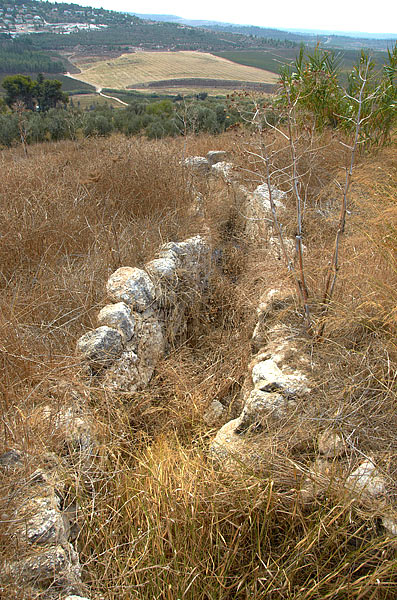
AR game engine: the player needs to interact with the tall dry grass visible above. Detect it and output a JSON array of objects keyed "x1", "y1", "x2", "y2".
[{"x1": 0, "y1": 130, "x2": 396, "y2": 599}]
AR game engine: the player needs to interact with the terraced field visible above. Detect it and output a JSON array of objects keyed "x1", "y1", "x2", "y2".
[{"x1": 71, "y1": 50, "x2": 278, "y2": 92}]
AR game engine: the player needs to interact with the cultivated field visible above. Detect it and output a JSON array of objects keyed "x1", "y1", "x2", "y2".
[{"x1": 71, "y1": 50, "x2": 279, "y2": 91}]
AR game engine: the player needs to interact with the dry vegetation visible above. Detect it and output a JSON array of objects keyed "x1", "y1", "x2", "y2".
[
  {"x1": 70, "y1": 50, "x2": 278, "y2": 91},
  {"x1": 0, "y1": 129, "x2": 396, "y2": 599}
]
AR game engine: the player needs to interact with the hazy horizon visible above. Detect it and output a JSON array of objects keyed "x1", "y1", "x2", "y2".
[{"x1": 44, "y1": 0, "x2": 397, "y2": 36}]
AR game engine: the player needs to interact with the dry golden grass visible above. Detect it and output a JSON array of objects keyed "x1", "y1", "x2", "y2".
[
  {"x1": 1, "y1": 130, "x2": 396, "y2": 599},
  {"x1": 71, "y1": 50, "x2": 278, "y2": 91}
]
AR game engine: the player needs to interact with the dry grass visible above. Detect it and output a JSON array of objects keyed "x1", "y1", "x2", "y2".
[
  {"x1": 0, "y1": 130, "x2": 396, "y2": 599},
  {"x1": 71, "y1": 50, "x2": 278, "y2": 91}
]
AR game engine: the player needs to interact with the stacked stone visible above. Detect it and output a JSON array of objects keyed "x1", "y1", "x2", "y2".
[
  {"x1": 184, "y1": 151, "x2": 234, "y2": 181},
  {"x1": 210, "y1": 288, "x2": 311, "y2": 467},
  {"x1": 0, "y1": 450, "x2": 87, "y2": 599},
  {"x1": 76, "y1": 235, "x2": 211, "y2": 393}
]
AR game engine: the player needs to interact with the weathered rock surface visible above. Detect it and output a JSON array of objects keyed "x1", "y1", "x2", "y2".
[
  {"x1": 346, "y1": 460, "x2": 387, "y2": 498},
  {"x1": 236, "y1": 390, "x2": 295, "y2": 433},
  {"x1": 106, "y1": 267, "x2": 156, "y2": 312},
  {"x1": 15, "y1": 495, "x2": 69, "y2": 546},
  {"x1": 184, "y1": 156, "x2": 210, "y2": 174},
  {"x1": 0, "y1": 449, "x2": 23, "y2": 468},
  {"x1": 318, "y1": 430, "x2": 344, "y2": 458},
  {"x1": 251, "y1": 358, "x2": 309, "y2": 395},
  {"x1": 204, "y1": 400, "x2": 225, "y2": 427},
  {"x1": 207, "y1": 150, "x2": 228, "y2": 165},
  {"x1": 211, "y1": 161, "x2": 234, "y2": 181},
  {"x1": 5, "y1": 543, "x2": 81, "y2": 587},
  {"x1": 97, "y1": 302, "x2": 135, "y2": 342},
  {"x1": 77, "y1": 235, "x2": 211, "y2": 393},
  {"x1": 76, "y1": 326, "x2": 123, "y2": 368}
]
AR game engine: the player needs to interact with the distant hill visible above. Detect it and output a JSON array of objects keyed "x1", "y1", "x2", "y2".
[{"x1": 130, "y1": 13, "x2": 396, "y2": 51}]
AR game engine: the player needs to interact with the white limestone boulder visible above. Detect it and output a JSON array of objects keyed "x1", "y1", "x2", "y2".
[
  {"x1": 76, "y1": 326, "x2": 123, "y2": 368},
  {"x1": 184, "y1": 156, "x2": 210, "y2": 174},
  {"x1": 106, "y1": 267, "x2": 156, "y2": 312},
  {"x1": 251, "y1": 358, "x2": 309, "y2": 395},
  {"x1": 204, "y1": 400, "x2": 225, "y2": 427},
  {"x1": 211, "y1": 161, "x2": 234, "y2": 181},
  {"x1": 97, "y1": 302, "x2": 135, "y2": 342},
  {"x1": 206, "y1": 150, "x2": 228, "y2": 165},
  {"x1": 346, "y1": 460, "x2": 387, "y2": 498},
  {"x1": 236, "y1": 390, "x2": 295, "y2": 433}
]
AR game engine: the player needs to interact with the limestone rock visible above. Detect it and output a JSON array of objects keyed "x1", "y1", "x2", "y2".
[
  {"x1": 251, "y1": 358, "x2": 309, "y2": 395},
  {"x1": 268, "y1": 234, "x2": 296, "y2": 259},
  {"x1": 15, "y1": 496, "x2": 68, "y2": 546},
  {"x1": 0, "y1": 449, "x2": 23, "y2": 468},
  {"x1": 106, "y1": 267, "x2": 156, "y2": 312},
  {"x1": 210, "y1": 418, "x2": 266, "y2": 471},
  {"x1": 145, "y1": 256, "x2": 178, "y2": 290},
  {"x1": 318, "y1": 430, "x2": 344, "y2": 458},
  {"x1": 206, "y1": 150, "x2": 228, "y2": 165},
  {"x1": 54, "y1": 407, "x2": 93, "y2": 454},
  {"x1": 252, "y1": 183, "x2": 286, "y2": 211},
  {"x1": 204, "y1": 400, "x2": 225, "y2": 427},
  {"x1": 256, "y1": 289, "x2": 293, "y2": 320},
  {"x1": 76, "y1": 326, "x2": 123, "y2": 368},
  {"x1": 102, "y1": 350, "x2": 140, "y2": 392},
  {"x1": 236, "y1": 390, "x2": 294, "y2": 433},
  {"x1": 103, "y1": 311, "x2": 165, "y2": 392},
  {"x1": 5, "y1": 543, "x2": 81, "y2": 587},
  {"x1": 243, "y1": 184, "x2": 286, "y2": 240},
  {"x1": 97, "y1": 302, "x2": 135, "y2": 342},
  {"x1": 346, "y1": 460, "x2": 387, "y2": 498},
  {"x1": 382, "y1": 515, "x2": 397, "y2": 536},
  {"x1": 184, "y1": 156, "x2": 210, "y2": 174},
  {"x1": 211, "y1": 161, "x2": 233, "y2": 181}
]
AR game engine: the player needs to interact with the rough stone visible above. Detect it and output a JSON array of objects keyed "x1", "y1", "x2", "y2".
[
  {"x1": 236, "y1": 390, "x2": 294, "y2": 433},
  {"x1": 97, "y1": 302, "x2": 135, "y2": 342},
  {"x1": 102, "y1": 350, "x2": 140, "y2": 392},
  {"x1": 252, "y1": 183, "x2": 286, "y2": 211},
  {"x1": 103, "y1": 311, "x2": 165, "y2": 392},
  {"x1": 15, "y1": 496, "x2": 68, "y2": 546},
  {"x1": 382, "y1": 515, "x2": 397, "y2": 536},
  {"x1": 346, "y1": 460, "x2": 387, "y2": 498},
  {"x1": 318, "y1": 430, "x2": 344, "y2": 458},
  {"x1": 251, "y1": 358, "x2": 309, "y2": 395},
  {"x1": 106, "y1": 267, "x2": 156, "y2": 312},
  {"x1": 206, "y1": 150, "x2": 228, "y2": 165},
  {"x1": 243, "y1": 183, "x2": 286, "y2": 240},
  {"x1": 204, "y1": 400, "x2": 225, "y2": 426},
  {"x1": 0, "y1": 449, "x2": 23, "y2": 468},
  {"x1": 76, "y1": 326, "x2": 123, "y2": 368},
  {"x1": 184, "y1": 156, "x2": 210, "y2": 174},
  {"x1": 6, "y1": 543, "x2": 81, "y2": 587},
  {"x1": 145, "y1": 256, "x2": 178, "y2": 288},
  {"x1": 210, "y1": 417, "x2": 267, "y2": 471},
  {"x1": 211, "y1": 161, "x2": 233, "y2": 181}
]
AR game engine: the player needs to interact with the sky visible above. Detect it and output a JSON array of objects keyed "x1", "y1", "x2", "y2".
[{"x1": 59, "y1": 0, "x2": 397, "y2": 35}]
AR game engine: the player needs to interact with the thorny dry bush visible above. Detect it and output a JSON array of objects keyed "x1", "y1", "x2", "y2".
[{"x1": 0, "y1": 130, "x2": 396, "y2": 599}]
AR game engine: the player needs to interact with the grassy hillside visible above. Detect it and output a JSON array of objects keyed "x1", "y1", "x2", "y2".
[
  {"x1": 0, "y1": 128, "x2": 396, "y2": 599},
  {"x1": 69, "y1": 50, "x2": 278, "y2": 91},
  {"x1": 214, "y1": 47, "x2": 391, "y2": 76}
]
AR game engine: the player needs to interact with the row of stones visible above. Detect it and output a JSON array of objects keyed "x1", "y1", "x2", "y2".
[
  {"x1": 210, "y1": 288, "x2": 397, "y2": 536},
  {"x1": 2, "y1": 235, "x2": 212, "y2": 600},
  {"x1": 76, "y1": 235, "x2": 211, "y2": 392},
  {"x1": 1, "y1": 445, "x2": 90, "y2": 600}
]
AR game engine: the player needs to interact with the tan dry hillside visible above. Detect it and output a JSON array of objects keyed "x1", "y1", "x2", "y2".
[{"x1": 70, "y1": 50, "x2": 278, "y2": 91}]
